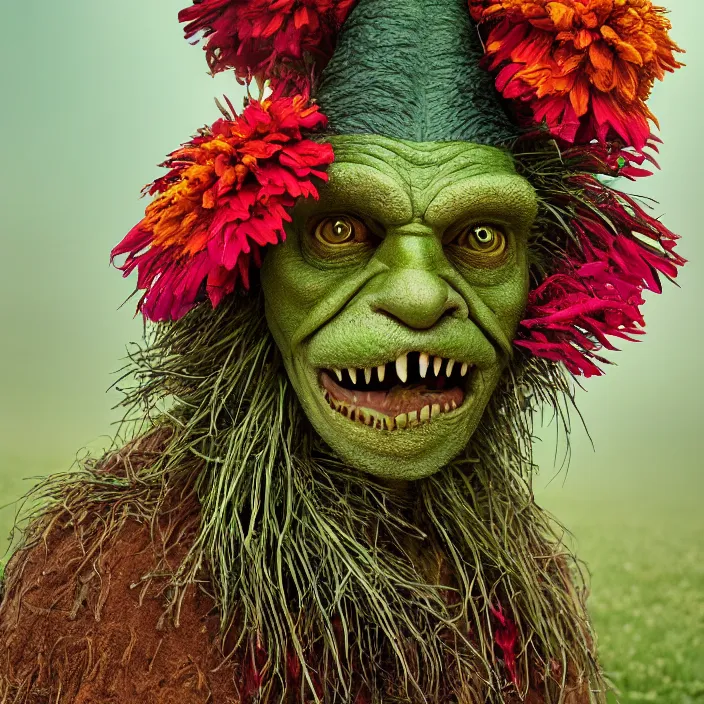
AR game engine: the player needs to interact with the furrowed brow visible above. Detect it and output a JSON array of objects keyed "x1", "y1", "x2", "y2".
[
  {"x1": 309, "y1": 162, "x2": 413, "y2": 226},
  {"x1": 423, "y1": 173, "x2": 538, "y2": 234}
]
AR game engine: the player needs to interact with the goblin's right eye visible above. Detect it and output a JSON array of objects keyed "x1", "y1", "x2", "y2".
[{"x1": 314, "y1": 216, "x2": 371, "y2": 245}]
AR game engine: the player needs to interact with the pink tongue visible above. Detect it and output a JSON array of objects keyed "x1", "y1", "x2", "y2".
[{"x1": 320, "y1": 372, "x2": 464, "y2": 416}]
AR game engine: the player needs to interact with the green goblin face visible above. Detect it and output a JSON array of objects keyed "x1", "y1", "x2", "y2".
[{"x1": 261, "y1": 135, "x2": 537, "y2": 480}]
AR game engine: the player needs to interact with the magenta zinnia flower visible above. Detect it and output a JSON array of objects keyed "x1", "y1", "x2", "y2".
[
  {"x1": 179, "y1": 0, "x2": 356, "y2": 90},
  {"x1": 516, "y1": 172, "x2": 685, "y2": 376}
]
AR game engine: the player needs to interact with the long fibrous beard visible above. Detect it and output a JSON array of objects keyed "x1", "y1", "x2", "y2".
[{"x1": 23, "y1": 289, "x2": 605, "y2": 703}]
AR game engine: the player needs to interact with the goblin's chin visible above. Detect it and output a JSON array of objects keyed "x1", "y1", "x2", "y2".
[
  {"x1": 306, "y1": 415, "x2": 481, "y2": 480},
  {"x1": 289, "y1": 352, "x2": 498, "y2": 480}
]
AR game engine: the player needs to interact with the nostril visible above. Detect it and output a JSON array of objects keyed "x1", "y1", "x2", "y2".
[
  {"x1": 372, "y1": 298, "x2": 462, "y2": 330},
  {"x1": 442, "y1": 301, "x2": 462, "y2": 319},
  {"x1": 373, "y1": 307, "x2": 408, "y2": 326}
]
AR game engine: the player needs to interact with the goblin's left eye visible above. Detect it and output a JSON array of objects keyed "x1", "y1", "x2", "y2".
[
  {"x1": 455, "y1": 224, "x2": 506, "y2": 255},
  {"x1": 315, "y1": 216, "x2": 371, "y2": 245}
]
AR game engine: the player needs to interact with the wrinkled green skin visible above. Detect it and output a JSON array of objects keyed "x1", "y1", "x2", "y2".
[{"x1": 261, "y1": 136, "x2": 537, "y2": 479}]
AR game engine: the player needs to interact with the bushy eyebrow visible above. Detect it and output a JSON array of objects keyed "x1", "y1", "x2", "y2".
[
  {"x1": 423, "y1": 173, "x2": 538, "y2": 235},
  {"x1": 310, "y1": 162, "x2": 413, "y2": 226}
]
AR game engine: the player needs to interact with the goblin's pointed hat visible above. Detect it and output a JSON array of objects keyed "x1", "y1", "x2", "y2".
[
  {"x1": 316, "y1": 0, "x2": 516, "y2": 143},
  {"x1": 113, "y1": 0, "x2": 685, "y2": 378}
]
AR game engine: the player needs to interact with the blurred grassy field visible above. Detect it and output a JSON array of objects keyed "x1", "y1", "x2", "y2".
[
  {"x1": 2, "y1": 458, "x2": 702, "y2": 703},
  {"x1": 540, "y1": 492, "x2": 704, "y2": 703}
]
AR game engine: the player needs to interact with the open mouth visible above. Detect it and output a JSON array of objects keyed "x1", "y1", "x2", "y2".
[{"x1": 318, "y1": 352, "x2": 474, "y2": 431}]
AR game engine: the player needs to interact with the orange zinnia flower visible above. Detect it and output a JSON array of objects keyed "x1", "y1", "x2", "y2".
[
  {"x1": 112, "y1": 96, "x2": 333, "y2": 322},
  {"x1": 469, "y1": 0, "x2": 683, "y2": 150}
]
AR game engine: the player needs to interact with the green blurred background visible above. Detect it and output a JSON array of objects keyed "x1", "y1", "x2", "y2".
[{"x1": 0, "y1": 1, "x2": 702, "y2": 700}]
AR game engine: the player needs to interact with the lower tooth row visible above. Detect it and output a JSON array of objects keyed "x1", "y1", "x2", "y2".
[{"x1": 324, "y1": 392, "x2": 457, "y2": 430}]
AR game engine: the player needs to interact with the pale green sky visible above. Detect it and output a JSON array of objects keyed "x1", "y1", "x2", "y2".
[{"x1": 0, "y1": 0, "x2": 702, "y2": 512}]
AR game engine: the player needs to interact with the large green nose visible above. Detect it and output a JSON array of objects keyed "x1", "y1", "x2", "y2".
[{"x1": 371, "y1": 225, "x2": 466, "y2": 330}]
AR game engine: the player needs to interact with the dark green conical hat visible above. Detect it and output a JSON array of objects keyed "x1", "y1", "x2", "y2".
[{"x1": 316, "y1": 0, "x2": 518, "y2": 144}]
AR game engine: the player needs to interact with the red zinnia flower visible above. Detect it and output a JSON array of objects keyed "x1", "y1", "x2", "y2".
[
  {"x1": 179, "y1": 0, "x2": 356, "y2": 91},
  {"x1": 490, "y1": 604, "x2": 520, "y2": 686},
  {"x1": 112, "y1": 95, "x2": 334, "y2": 322},
  {"x1": 469, "y1": 0, "x2": 683, "y2": 151}
]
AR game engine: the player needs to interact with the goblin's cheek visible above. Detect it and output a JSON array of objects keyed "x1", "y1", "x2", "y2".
[
  {"x1": 261, "y1": 243, "x2": 348, "y2": 338},
  {"x1": 475, "y1": 276, "x2": 529, "y2": 333}
]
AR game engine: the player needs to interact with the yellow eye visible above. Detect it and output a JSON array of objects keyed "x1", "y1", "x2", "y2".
[
  {"x1": 455, "y1": 224, "x2": 506, "y2": 255},
  {"x1": 314, "y1": 216, "x2": 370, "y2": 245}
]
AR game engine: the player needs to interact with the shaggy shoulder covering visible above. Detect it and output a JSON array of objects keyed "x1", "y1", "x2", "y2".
[
  {"x1": 0, "y1": 492, "x2": 240, "y2": 702},
  {"x1": 0, "y1": 431, "x2": 592, "y2": 703}
]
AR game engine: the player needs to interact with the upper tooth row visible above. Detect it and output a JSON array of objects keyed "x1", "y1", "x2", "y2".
[{"x1": 333, "y1": 354, "x2": 470, "y2": 385}]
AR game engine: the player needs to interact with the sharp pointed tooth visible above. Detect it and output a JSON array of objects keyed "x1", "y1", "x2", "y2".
[
  {"x1": 431, "y1": 403, "x2": 441, "y2": 417},
  {"x1": 348, "y1": 368, "x2": 357, "y2": 385},
  {"x1": 433, "y1": 356, "x2": 442, "y2": 376},
  {"x1": 408, "y1": 410, "x2": 419, "y2": 425},
  {"x1": 451, "y1": 399, "x2": 458, "y2": 410},
  {"x1": 420, "y1": 405, "x2": 430, "y2": 422},
  {"x1": 446, "y1": 359, "x2": 455, "y2": 376},
  {"x1": 334, "y1": 369, "x2": 343, "y2": 382},
  {"x1": 377, "y1": 364, "x2": 386, "y2": 382},
  {"x1": 387, "y1": 416, "x2": 396, "y2": 431},
  {"x1": 396, "y1": 354, "x2": 408, "y2": 383},
  {"x1": 364, "y1": 367, "x2": 372, "y2": 384},
  {"x1": 460, "y1": 362, "x2": 469, "y2": 376},
  {"x1": 444, "y1": 402, "x2": 450, "y2": 412},
  {"x1": 395, "y1": 413, "x2": 408, "y2": 429},
  {"x1": 419, "y1": 352, "x2": 429, "y2": 378}
]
